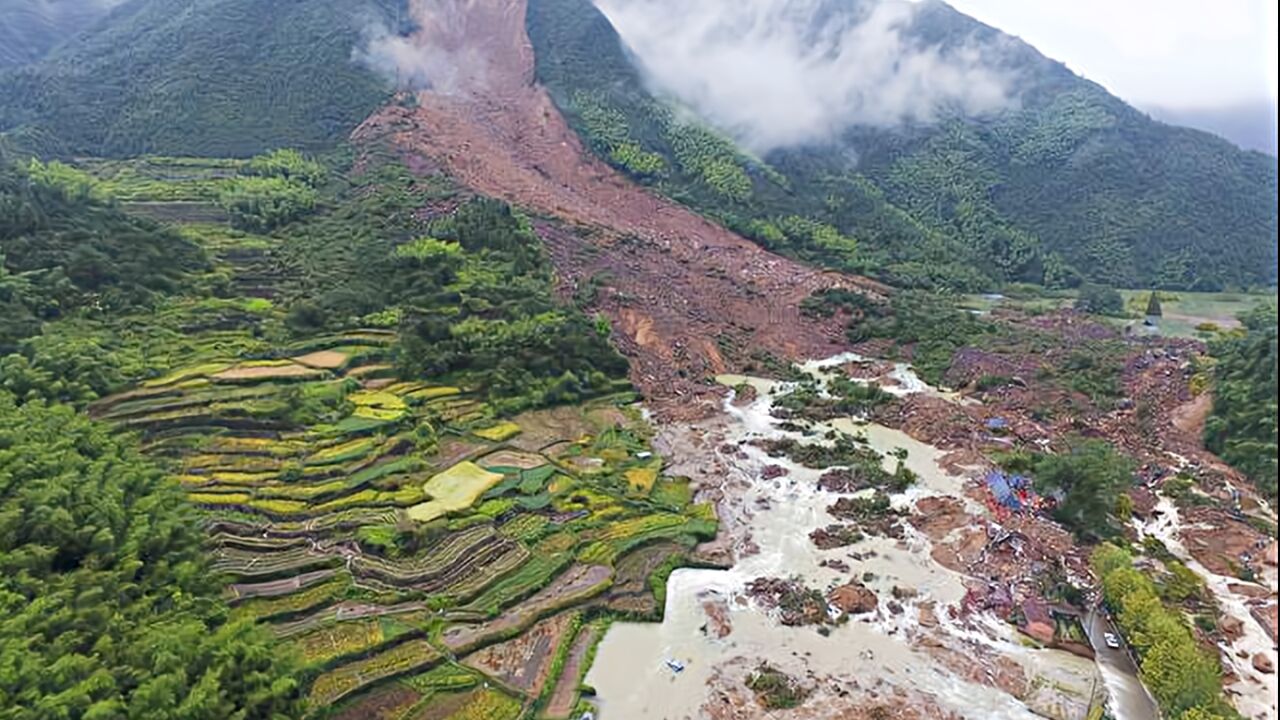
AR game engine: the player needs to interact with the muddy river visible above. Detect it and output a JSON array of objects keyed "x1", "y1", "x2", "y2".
[{"x1": 586, "y1": 359, "x2": 1103, "y2": 719}]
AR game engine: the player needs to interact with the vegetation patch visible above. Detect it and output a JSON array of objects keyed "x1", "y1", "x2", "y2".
[
  {"x1": 307, "y1": 639, "x2": 442, "y2": 708},
  {"x1": 407, "y1": 462, "x2": 507, "y2": 523},
  {"x1": 472, "y1": 421, "x2": 522, "y2": 442},
  {"x1": 746, "y1": 662, "x2": 811, "y2": 710}
]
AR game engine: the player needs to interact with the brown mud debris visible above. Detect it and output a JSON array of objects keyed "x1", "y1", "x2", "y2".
[
  {"x1": 353, "y1": 0, "x2": 883, "y2": 420},
  {"x1": 746, "y1": 577, "x2": 830, "y2": 626},
  {"x1": 828, "y1": 581, "x2": 879, "y2": 615},
  {"x1": 702, "y1": 596, "x2": 734, "y2": 639}
]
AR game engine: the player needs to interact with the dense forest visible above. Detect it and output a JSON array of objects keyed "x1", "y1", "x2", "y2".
[
  {"x1": 0, "y1": 393, "x2": 301, "y2": 718},
  {"x1": 0, "y1": 160, "x2": 207, "y2": 353},
  {"x1": 0, "y1": 0, "x2": 405, "y2": 157},
  {"x1": 1205, "y1": 306, "x2": 1279, "y2": 501},
  {"x1": 527, "y1": 0, "x2": 1278, "y2": 292},
  {"x1": 0, "y1": 0, "x2": 116, "y2": 69}
]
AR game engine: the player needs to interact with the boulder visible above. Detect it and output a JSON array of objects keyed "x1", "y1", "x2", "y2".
[
  {"x1": 1253, "y1": 653, "x2": 1275, "y2": 675},
  {"x1": 1220, "y1": 615, "x2": 1245, "y2": 642},
  {"x1": 918, "y1": 602, "x2": 939, "y2": 628},
  {"x1": 828, "y1": 582, "x2": 878, "y2": 615}
]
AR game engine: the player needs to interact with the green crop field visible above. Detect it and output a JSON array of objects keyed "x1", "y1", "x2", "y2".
[{"x1": 1118, "y1": 289, "x2": 1277, "y2": 338}]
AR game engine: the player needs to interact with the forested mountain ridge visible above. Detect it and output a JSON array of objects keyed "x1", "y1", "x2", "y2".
[
  {"x1": 0, "y1": 0, "x2": 404, "y2": 157},
  {"x1": 527, "y1": 0, "x2": 1279, "y2": 292},
  {"x1": 2, "y1": 0, "x2": 1274, "y2": 290},
  {"x1": 0, "y1": 0, "x2": 121, "y2": 69}
]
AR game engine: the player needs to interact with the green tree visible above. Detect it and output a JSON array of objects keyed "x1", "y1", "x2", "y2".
[
  {"x1": 1034, "y1": 439, "x2": 1133, "y2": 540},
  {"x1": 1090, "y1": 543, "x2": 1133, "y2": 578},
  {"x1": 0, "y1": 392, "x2": 301, "y2": 718},
  {"x1": 1075, "y1": 283, "x2": 1124, "y2": 316},
  {"x1": 1145, "y1": 292, "x2": 1163, "y2": 318},
  {"x1": 1114, "y1": 493, "x2": 1134, "y2": 522},
  {"x1": 217, "y1": 176, "x2": 317, "y2": 232},
  {"x1": 1141, "y1": 639, "x2": 1223, "y2": 717},
  {"x1": 244, "y1": 148, "x2": 325, "y2": 186},
  {"x1": 1161, "y1": 561, "x2": 1204, "y2": 603}
]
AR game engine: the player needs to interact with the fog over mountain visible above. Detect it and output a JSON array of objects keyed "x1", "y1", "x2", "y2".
[
  {"x1": 0, "y1": 0, "x2": 127, "y2": 68},
  {"x1": 1146, "y1": 100, "x2": 1278, "y2": 156},
  {"x1": 592, "y1": 0, "x2": 1022, "y2": 152}
]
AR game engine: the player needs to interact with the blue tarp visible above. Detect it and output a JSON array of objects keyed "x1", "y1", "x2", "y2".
[
  {"x1": 986, "y1": 417, "x2": 1009, "y2": 431},
  {"x1": 986, "y1": 471, "x2": 1030, "y2": 509}
]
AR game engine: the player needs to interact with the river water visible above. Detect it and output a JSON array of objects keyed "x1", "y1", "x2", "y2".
[{"x1": 586, "y1": 363, "x2": 1101, "y2": 719}]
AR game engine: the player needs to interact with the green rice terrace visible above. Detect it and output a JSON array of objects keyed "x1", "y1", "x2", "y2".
[
  {"x1": 5, "y1": 151, "x2": 716, "y2": 718},
  {"x1": 91, "y1": 344, "x2": 713, "y2": 718}
]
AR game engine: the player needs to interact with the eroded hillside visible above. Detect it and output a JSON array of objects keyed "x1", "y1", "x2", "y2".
[{"x1": 354, "y1": 0, "x2": 883, "y2": 419}]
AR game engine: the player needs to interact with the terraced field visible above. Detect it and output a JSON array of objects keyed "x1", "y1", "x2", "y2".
[
  {"x1": 93, "y1": 334, "x2": 714, "y2": 715},
  {"x1": 69, "y1": 153, "x2": 716, "y2": 718}
]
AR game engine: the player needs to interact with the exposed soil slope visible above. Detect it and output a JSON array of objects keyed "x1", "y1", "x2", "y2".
[{"x1": 354, "y1": 0, "x2": 878, "y2": 418}]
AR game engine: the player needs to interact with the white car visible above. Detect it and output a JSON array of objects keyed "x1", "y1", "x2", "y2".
[{"x1": 1103, "y1": 632, "x2": 1121, "y2": 649}]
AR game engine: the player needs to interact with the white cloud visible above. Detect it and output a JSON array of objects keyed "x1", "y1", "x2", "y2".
[
  {"x1": 593, "y1": 0, "x2": 1019, "y2": 152},
  {"x1": 944, "y1": 0, "x2": 1277, "y2": 110}
]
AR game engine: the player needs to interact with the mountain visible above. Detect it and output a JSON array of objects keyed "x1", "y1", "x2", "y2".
[
  {"x1": 0, "y1": 0, "x2": 122, "y2": 69},
  {"x1": 1146, "y1": 100, "x2": 1279, "y2": 156},
  {"x1": 1, "y1": 0, "x2": 1275, "y2": 290},
  {"x1": 0, "y1": 0, "x2": 403, "y2": 157},
  {"x1": 527, "y1": 0, "x2": 1279, "y2": 291}
]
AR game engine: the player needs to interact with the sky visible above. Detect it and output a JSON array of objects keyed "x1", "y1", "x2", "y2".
[{"x1": 944, "y1": 0, "x2": 1278, "y2": 111}]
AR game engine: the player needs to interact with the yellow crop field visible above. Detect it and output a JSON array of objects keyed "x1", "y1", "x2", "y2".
[
  {"x1": 142, "y1": 362, "x2": 232, "y2": 388},
  {"x1": 624, "y1": 464, "x2": 659, "y2": 495},
  {"x1": 306, "y1": 437, "x2": 378, "y2": 465},
  {"x1": 350, "y1": 390, "x2": 409, "y2": 422},
  {"x1": 407, "y1": 386, "x2": 462, "y2": 401},
  {"x1": 472, "y1": 421, "x2": 521, "y2": 442},
  {"x1": 407, "y1": 462, "x2": 505, "y2": 522}
]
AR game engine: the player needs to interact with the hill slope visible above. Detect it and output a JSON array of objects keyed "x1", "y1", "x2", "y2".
[
  {"x1": 0, "y1": 0, "x2": 121, "y2": 69},
  {"x1": 528, "y1": 0, "x2": 1279, "y2": 291},
  {"x1": 0, "y1": 0, "x2": 403, "y2": 157}
]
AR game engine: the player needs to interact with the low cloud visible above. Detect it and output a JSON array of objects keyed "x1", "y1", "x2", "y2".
[
  {"x1": 353, "y1": 0, "x2": 487, "y2": 95},
  {"x1": 593, "y1": 0, "x2": 1018, "y2": 152}
]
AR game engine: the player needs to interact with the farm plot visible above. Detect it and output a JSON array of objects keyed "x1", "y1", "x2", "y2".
[
  {"x1": 461, "y1": 613, "x2": 576, "y2": 695},
  {"x1": 407, "y1": 462, "x2": 506, "y2": 522},
  {"x1": 307, "y1": 638, "x2": 442, "y2": 708},
  {"x1": 97, "y1": 329, "x2": 714, "y2": 715},
  {"x1": 544, "y1": 623, "x2": 604, "y2": 719}
]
